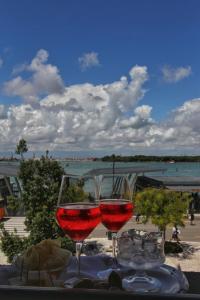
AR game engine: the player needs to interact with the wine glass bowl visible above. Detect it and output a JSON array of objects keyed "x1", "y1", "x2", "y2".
[
  {"x1": 56, "y1": 203, "x2": 101, "y2": 242},
  {"x1": 100, "y1": 199, "x2": 133, "y2": 232}
]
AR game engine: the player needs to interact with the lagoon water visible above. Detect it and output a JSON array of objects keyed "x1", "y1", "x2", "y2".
[
  {"x1": 1, "y1": 160, "x2": 200, "y2": 198},
  {"x1": 60, "y1": 160, "x2": 200, "y2": 178},
  {"x1": 1, "y1": 160, "x2": 200, "y2": 178}
]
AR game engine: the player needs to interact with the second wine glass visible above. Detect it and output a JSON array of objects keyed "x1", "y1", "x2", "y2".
[
  {"x1": 99, "y1": 174, "x2": 134, "y2": 257},
  {"x1": 56, "y1": 175, "x2": 101, "y2": 277},
  {"x1": 100, "y1": 198, "x2": 133, "y2": 257}
]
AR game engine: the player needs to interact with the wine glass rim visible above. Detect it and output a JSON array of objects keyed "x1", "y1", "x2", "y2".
[
  {"x1": 57, "y1": 202, "x2": 99, "y2": 207},
  {"x1": 99, "y1": 198, "x2": 132, "y2": 203}
]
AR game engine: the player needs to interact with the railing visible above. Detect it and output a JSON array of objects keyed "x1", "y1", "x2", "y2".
[{"x1": 0, "y1": 285, "x2": 200, "y2": 300}]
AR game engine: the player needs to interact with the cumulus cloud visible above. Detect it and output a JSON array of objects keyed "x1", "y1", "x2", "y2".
[
  {"x1": 3, "y1": 49, "x2": 64, "y2": 104},
  {"x1": 119, "y1": 105, "x2": 154, "y2": 129},
  {"x1": 0, "y1": 64, "x2": 150, "y2": 151},
  {"x1": 1, "y1": 54, "x2": 200, "y2": 154},
  {"x1": 0, "y1": 58, "x2": 3, "y2": 68},
  {"x1": 143, "y1": 98, "x2": 200, "y2": 151},
  {"x1": 1, "y1": 96, "x2": 200, "y2": 153},
  {"x1": 162, "y1": 65, "x2": 192, "y2": 83},
  {"x1": 78, "y1": 52, "x2": 100, "y2": 71}
]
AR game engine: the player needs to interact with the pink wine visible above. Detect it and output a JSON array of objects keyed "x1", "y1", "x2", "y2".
[
  {"x1": 100, "y1": 200, "x2": 133, "y2": 232},
  {"x1": 56, "y1": 203, "x2": 101, "y2": 241}
]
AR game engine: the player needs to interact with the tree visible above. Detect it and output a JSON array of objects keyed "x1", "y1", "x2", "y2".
[
  {"x1": 0, "y1": 155, "x2": 74, "y2": 262},
  {"x1": 63, "y1": 180, "x2": 89, "y2": 203},
  {"x1": 15, "y1": 139, "x2": 28, "y2": 160},
  {"x1": 134, "y1": 188, "x2": 191, "y2": 240},
  {"x1": 19, "y1": 156, "x2": 68, "y2": 244}
]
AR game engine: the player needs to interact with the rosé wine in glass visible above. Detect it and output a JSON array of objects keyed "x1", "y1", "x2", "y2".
[
  {"x1": 100, "y1": 200, "x2": 133, "y2": 232},
  {"x1": 56, "y1": 203, "x2": 101, "y2": 242}
]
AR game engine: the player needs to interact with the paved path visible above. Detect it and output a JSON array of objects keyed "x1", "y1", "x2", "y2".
[
  {"x1": 0, "y1": 217, "x2": 28, "y2": 237},
  {"x1": 89, "y1": 215, "x2": 200, "y2": 241}
]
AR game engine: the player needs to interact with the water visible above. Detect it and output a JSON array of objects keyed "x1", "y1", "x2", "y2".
[
  {"x1": 60, "y1": 160, "x2": 200, "y2": 178},
  {"x1": 1, "y1": 160, "x2": 200, "y2": 177},
  {"x1": 55, "y1": 161, "x2": 200, "y2": 198}
]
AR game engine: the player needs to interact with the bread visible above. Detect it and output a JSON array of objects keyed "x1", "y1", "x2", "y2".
[{"x1": 18, "y1": 239, "x2": 71, "y2": 272}]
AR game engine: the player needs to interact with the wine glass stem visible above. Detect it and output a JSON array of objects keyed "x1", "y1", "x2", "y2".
[
  {"x1": 75, "y1": 242, "x2": 83, "y2": 277},
  {"x1": 112, "y1": 232, "x2": 117, "y2": 258}
]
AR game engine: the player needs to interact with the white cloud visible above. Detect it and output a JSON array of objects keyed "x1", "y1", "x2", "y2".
[
  {"x1": 119, "y1": 105, "x2": 154, "y2": 129},
  {"x1": 0, "y1": 58, "x2": 3, "y2": 68},
  {"x1": 0, "y1": 64, "x2": 150, "y2": 151},
  {"x1": 2, "y1": 53, "x2": 200, "y2": 154},
  {"x1": 162, "y1": 65, "x2": 192, "y2": 83},
  {"x1": 3, "y1": 49, "x2": 64, "y2": 104},
  {"x1": 1, "y1": 95, "x2": 200, "y2": 153},
  {"x1": 144, "y1": 98, "x2": 200, "y2": 151},
  {"x1": 4, "y1": 76, "x2": 37, "y2": 103},
  {"x1": 78, "y1": 52, "x2": 100, "y2": 71}
]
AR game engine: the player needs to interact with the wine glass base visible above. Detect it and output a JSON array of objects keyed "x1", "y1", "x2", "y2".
[{"x1": 122, "y1": 275, "x2": 161, "y2": 293}]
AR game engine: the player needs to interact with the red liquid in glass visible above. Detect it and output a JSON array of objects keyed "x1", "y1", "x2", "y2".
[
  {"x1": 56, "y1": 204, "x2": 101, "y2": 241},
  {"x1": 100, "y1": 200, "x2": 133, "y2": 232}
]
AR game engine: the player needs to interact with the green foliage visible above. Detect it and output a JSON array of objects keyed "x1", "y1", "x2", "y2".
[
  {"x1": 0, "y1": 224, "x2": 29, "y2": 263},
  {"x1": 19, "y1": 156, "x2": 65, "y2": 244},
  {"x1": 15, "y1": 139, "x2": 28, "y2": 160},
  {"x1": 63, "y1": 180, "x2": 89, "y2": 203},
  {"x1": 101, "y1": 155, "x2": 200, "y2": 162},
  {"x1": 0, "y1": 155, "x2": 76, "y2": 261},
  {"x1": 7, "y1": 195, "x2": 20, "y2": 215},
  {"x1": 134, "y1": 188, "x2": 191, "y2": 238},
  {"x1": 60, "y1": 236, "x2": 75, "y2": 253}
]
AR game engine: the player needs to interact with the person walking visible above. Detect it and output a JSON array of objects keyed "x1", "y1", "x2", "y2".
[
  {"x1": 190, "y1": 213, "x2": 195, "y2": 225},
  {"x1": 136, "y1": 213, "x2": 141, "y2": 223},
  {"x1": 171, "y1": 225, "x2": 181, "y2": 243}
]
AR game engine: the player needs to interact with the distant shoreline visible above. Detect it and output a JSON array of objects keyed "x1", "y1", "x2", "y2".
[
  {"x1": 1, "y1": 155, "x2": 200, "y2": 163},
  {"x1": 100, "y1": 155, "x2": 200, "y2": 163}
]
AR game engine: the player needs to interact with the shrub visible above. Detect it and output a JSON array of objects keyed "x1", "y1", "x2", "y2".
[
  {"x1": 0, "y1": 225, "x2": 28, "y2": 263},
  {"x1": 7, "y1": 195, "x2": 20, "y2": 216},
  {"x1": 134, "y1": 188, "x2": 191, "y2": 239},
  {"x1": 164, "y1": 241, "x2": 183, "y2": 254},
  {"x1": 0, "y1": 154, "x2": 75, "y2": 262}
]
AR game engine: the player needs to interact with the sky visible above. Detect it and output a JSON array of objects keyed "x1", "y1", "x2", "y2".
[{"x1": 0, "y1": 0, "x2": 200, "y2": 156}]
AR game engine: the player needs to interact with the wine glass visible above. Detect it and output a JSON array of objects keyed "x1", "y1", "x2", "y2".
[
  {"x1": 99, "y1": 175, "x2": 134, "y2": 257},
  {"x1": 56, "y1": 175, "x2": 101, "y2": 276},
  {"x1": 97, "y1": 175, "x2": 133, "y2": 279},
  {"x1": 117, "y1": 229, "x2": 165, "y2": 292}
]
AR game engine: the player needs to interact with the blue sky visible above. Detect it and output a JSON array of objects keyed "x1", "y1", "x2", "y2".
[{"x1": 0, "y1": 0, "x2": 200, "y2": 155}]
